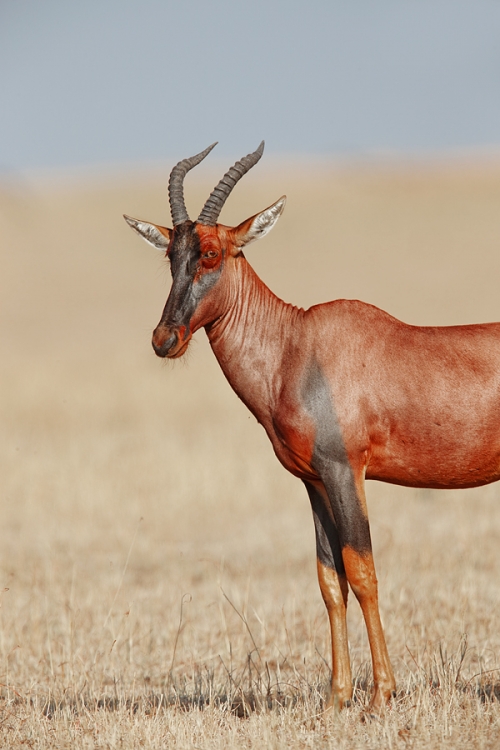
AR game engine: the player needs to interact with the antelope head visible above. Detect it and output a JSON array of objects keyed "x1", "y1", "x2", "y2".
[{"x1": 124, "y1": 142, "x2": 286, "y2": 358}]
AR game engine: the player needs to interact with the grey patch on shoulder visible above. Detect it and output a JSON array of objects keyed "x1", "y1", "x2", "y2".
[{"x1": 301, "y1": 359, "x2": 372, "y2": 556}]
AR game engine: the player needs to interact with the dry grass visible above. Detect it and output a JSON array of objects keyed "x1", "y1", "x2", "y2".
[{"x1": 1, "y1": 157, "x2": 500, "y2": 747}]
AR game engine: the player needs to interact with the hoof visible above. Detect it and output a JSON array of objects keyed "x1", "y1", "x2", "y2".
[
  {"x1": 325, "y1": 694, "x2": 353, "y2": 713},
  {"x1": 361, "y1": 710, "x2": 379, "y2": 724},
  {"x1": 367, "y1": 687, "x2": 396, "y2": 714}
]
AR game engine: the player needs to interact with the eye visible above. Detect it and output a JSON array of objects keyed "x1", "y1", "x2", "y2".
[{"x1": 200, "y1": 249, "x2": 219, "y2": 269}]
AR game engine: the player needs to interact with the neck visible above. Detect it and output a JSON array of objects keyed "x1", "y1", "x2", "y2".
[{"x1": 205, "y1": 257, "x2": 302, "y2": 423}]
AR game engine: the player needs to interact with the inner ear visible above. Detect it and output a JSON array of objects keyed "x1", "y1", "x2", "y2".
[
  {"x1": 123, "y1": 214, "x2": 172, "y2": 250},
  {"x1": 231, "y1": 196, "x2": 286, "y2": 254}
]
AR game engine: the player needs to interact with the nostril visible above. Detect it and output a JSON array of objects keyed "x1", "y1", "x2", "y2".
[{"x1": 152, "y1": 331, "x2": 177, "y2": 357}]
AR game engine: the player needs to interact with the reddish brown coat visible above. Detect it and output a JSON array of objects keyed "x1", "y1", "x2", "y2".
[{"x1": 125, "y1": 144, "x2": 500, "y2": 713}]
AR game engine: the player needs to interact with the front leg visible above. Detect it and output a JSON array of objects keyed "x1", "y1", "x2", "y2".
[
  {"x1": 321, "y1": 460, "x2": 396, "y2": 711},
  {"x1": 304, "y1": 480, "x2": 352, "y2": 710},
  {"x1": 275, "y1": 360, "x2": 396, "y2": 709}
]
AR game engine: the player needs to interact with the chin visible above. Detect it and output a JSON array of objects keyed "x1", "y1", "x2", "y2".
[{"x1": 167, "y1": 337, "x2": 191, "y2": 359}]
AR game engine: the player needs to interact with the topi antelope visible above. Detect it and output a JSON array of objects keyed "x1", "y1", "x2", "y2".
[{"x1": 124, "y1": 142, "x2": 500, "y2": 712}]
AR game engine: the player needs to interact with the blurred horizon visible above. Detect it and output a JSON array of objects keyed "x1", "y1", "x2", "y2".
[{"x1": 2, "y1": 1, "x2": 500, "y2": 173}]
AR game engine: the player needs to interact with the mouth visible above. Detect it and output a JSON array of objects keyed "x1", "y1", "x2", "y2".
[{"x1": 166, "y1": 335, "x2": 191, "y2": 359}]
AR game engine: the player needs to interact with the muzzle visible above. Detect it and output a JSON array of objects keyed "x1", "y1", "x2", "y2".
[{"x1": 152, "y1": 324, "x2": 191, "y2": 358}]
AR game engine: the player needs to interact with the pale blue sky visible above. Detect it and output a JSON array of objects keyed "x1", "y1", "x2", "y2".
[{"x1": 1, "y1": 1, "x2": 500, "y2": 170}]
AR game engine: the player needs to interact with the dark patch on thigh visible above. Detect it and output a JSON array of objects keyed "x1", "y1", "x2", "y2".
[
  {"x1": 301, "y1": 360, "x2": 372, "y2": 555},
  {"x1": 304, "y1": 481, "x2": 345, "y2": 573}
]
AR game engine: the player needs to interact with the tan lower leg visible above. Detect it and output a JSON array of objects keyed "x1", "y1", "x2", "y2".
[
  {"x1": 342, "y1": 547, "x2": 395, "y2": 709},
  {"x1": 317, "y1": 559, "x2": 352, "y2": 708}
]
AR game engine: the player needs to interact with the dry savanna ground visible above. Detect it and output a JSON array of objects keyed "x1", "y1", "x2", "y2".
[{"x1": 1, "y1": 155, "x2": 500, "y2": 748}]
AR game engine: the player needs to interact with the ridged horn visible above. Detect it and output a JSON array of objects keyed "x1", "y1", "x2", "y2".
[
  {"x1": 197, "y1": 141, "x2": 265, "y2": 226},
  {"x1": 168, "y1": 142, "x2": 218, "y2": 226}
]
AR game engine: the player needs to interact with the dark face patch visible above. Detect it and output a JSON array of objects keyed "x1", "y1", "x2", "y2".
[
  {"x1": 153, "y1": 222, "x2": 223, "y2": 357},
  {"x1": 301, "y1": 359, "x2": 372, "y2": 557}
]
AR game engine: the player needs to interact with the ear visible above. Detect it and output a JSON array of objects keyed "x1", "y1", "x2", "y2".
[
  {"x1": 123, "y1": 214, "x2": 171, "y2": 250},
  {"x1": 232, "y1": 196, "x2": 286, "y2": 252}
]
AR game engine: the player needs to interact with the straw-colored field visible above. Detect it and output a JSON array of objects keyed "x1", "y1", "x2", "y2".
[{"x1": 1, "y1": 156, "x2": 500, "y2": 748}]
